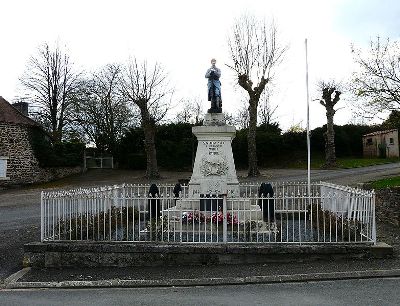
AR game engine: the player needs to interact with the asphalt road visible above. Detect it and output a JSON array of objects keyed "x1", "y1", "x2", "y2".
[{"x1": 1, "y1": 278, "x2": 400, "y2": 305}]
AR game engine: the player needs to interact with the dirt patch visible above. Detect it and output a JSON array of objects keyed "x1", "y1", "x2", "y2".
[
  {"x1": 375, "y1": 188, "x2": 400, "y2": 254},
  {"x1": 0, "y1": 225, "x2": 40, "y2": 282}
]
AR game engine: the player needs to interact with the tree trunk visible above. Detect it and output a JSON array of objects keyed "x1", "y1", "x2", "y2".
[
  {"x1": 143, "y1": 120, "x2": 160, "y2": 179},
  {"x1": 247, "y1": 97, "x2": 260, "y2": 176},
  {"x1": 324, "y1": 107, "x2": 337, "y2": 168}
]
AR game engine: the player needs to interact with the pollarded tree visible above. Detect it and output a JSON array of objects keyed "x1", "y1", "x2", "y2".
[
  {"x1": 120, "y1": 58, "x2": 173, "y2": 178},
  {"x1": 351, "y1": 36, "x2": 400, "y2": 117},
  {"x1": 227, "y1": 14, "x2": 286, "y2": 176},
  {"x1": 19, "y1": 42, "x2": 81, "y2": 143},
  {"x1": 318, "y1": 81, "x2": 342, "y2": 168}
]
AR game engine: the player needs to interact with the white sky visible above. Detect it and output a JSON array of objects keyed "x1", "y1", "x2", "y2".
[{"x1": 1, "y1": 0, "x2": 399, "y2": 130}]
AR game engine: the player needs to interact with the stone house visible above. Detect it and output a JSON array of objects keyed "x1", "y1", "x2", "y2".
[
  {"x1": 362, "y1": 129, "x2": 399, "y2": 158},
  {"x1": 0, "y1": 96, "x2": 82, "y2": 187}
]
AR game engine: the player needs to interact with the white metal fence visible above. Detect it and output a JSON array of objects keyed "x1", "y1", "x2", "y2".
[{"x1": 41, "y1": 182, "x2": 376, "y2": 244}]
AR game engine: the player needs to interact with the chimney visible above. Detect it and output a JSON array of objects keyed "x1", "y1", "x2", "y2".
[{"x1": 12, "y1": 102, "x2": 29, "y2": 117}]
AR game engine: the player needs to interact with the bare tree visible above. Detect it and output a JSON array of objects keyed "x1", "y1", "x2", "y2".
[
  {"x1": 231, "y1": 91, "x2": 277, "y2": 130},
  {"x1": 227, "y1": 15, "x2": 286, "y2": 176},
  {"x1": 232, "y1": 104, "x2": 250, "y2": 129},
  {"x1": 318, "y1": 81, "x2": 342, "y2": 168},
  {"x1": 351, "y1": 37, "x2": 400, "y2": 117},
  {"x1": 176, "y1": 98, "x2": 204, "y2": 124},
  {"x1": 258, "y1": 89, "x2": 278, "y2": 126},
  {"x1": 120, "y1": 58, "x2": 173, "y2": 178},
  {"x1": 19, "y1": 42, "x2": 81, "y2": 143},
  {"x1": 72, "y1": 64, "x2": 133, "y2": 153}
]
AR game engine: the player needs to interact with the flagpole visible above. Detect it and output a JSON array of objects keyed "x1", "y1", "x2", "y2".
[{"x1": 305, "y1": 38, "x2": 311, "y2": 196}]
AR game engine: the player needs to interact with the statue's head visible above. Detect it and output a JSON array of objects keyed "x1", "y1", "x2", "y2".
[{"x1": 211, "y1": 58, "x2": 216, "y2": 67}]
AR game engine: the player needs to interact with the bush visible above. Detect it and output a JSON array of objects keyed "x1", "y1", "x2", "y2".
[
  {"x1": 156, "y1": 123, "x2": 194, "y2": 170},
  {"x1": 117, "y1": 128, "x2": 146, "y2": 169},
  {"x1": 29, "y1": 127, "x2": 84, "y2": 167},
  {"x1": 117, "y1": 122, "x2": 384, "y2": 171},
  {"x1": 118, "y1": 123, "x2": 195, "y2": 170}
]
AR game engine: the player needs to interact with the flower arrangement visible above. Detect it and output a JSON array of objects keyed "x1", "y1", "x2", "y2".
[
  {"x1": 182, "y1": 210, "x2": 207, "y2": 224},
  {"x1": 211, "y1": 211, "x2": 238, "y2": 225},
  {"x1": 181, "y1": 210, "x2": 239, "y2": 225}
]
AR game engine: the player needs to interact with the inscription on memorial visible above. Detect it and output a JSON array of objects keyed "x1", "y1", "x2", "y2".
[
  {"x1": 207, "y1": 181, "x2": 222, "y2": 194},
  {"x1": 203, "y1": 141, "x2": 224, "y2": 156}
]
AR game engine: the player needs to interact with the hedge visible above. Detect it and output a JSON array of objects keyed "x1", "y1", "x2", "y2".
[{"x1": 116, "y1": 123, "x2": 381, "y2": 170}]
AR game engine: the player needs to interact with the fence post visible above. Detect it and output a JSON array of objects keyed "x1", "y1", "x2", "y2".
[
  {"x1": 372, "y1": 192, "x2": 377, "y2": 244},
  {"x1": 41, "y1": 191, "x2": 44, "y2": 242},
  {"x1": 223, "y1": 194, "x2": 227, "y2": 243},
  {"x1": 83, "y1": 150, "x2": 86, "y2": 170}
]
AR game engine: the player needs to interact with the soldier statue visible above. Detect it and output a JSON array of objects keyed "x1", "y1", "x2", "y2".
[{"x1": 205, "y1": 58, "x2": 222, "y2": 113}]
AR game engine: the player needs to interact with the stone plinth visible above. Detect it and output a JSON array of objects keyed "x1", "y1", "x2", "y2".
[{"x1": 188, "y1": 113, "x2": 239, "y2": 197}]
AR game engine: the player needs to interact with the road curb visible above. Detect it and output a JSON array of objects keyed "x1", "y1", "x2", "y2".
[
  {"x1": 4, "y1": 268, "x2": 400, "y2": 289},
  {"x1": 2, "y1": 267, "x2": 31, "y2": 288}
]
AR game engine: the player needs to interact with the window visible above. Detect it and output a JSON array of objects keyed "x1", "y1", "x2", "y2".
[
  {"x1": 366, "y1": 138, "x2": 373, "y2": 145},
  {"x1": 0, "y1": 157, "x2": 9, "y2": 180},
  {"x1": 389, "y1": 137, "x2": 394, "y2": 145}
]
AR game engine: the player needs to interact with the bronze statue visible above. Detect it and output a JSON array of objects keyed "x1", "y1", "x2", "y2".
[{"x1": 205, "y1": 58, "x2": 222, "y2": 113}]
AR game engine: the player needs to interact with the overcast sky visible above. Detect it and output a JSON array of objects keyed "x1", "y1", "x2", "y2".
[{"x1": 1, "y1": 0, "x2": 399, "y2": 130}]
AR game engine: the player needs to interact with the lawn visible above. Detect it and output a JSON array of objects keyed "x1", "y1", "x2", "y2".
[
  {"x1": 369, "y1": 176, "x2": 400, "y2": 189},
  {"x1": 336, "y1": 157, "x2": 400, "y2": 169},
  {"x1": 283, "y1": 156, "x2": 400, "y2": 169}
]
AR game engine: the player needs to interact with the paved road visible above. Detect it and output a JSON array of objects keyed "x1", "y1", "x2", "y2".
[
  {"x1": 262, "y1": 162, "x2": 400, "y2": 185},
  {"x1": 1, "y1": 278, "x2": 400, "y2": 305}
]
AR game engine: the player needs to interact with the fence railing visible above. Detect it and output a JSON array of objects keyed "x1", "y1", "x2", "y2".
[{"x1": 41, "y1": 182, "x2": 376, "y2": 244}]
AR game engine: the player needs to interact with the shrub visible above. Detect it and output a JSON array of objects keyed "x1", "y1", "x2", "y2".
[
  {"x1": 309, "y1": 203, "x2": 363, "y2": 242},
  {"x1": 29, "y1": 127, "x2": 84, "y2": 167}
]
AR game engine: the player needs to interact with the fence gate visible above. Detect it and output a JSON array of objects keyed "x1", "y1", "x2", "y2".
[{"x1": 84, "y1": 152, "x2": 113, "y2": 169}]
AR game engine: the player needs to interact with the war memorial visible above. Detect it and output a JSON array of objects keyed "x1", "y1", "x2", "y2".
[{"x1": 23, "y1": 60, "x2": 386, "y2": 269}]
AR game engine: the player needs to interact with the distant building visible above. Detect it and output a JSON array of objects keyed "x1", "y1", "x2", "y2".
[{"x1": 362, "y1": 129, "x2": 399, "y2": 158}]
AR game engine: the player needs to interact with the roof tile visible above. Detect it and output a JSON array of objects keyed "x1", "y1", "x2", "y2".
[{"x1": 0, "y1": 96, "x2": 39, "y2": 126}]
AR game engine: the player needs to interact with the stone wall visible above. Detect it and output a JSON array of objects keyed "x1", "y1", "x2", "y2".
[
  {"x1": 36, "y1": 166, "x2": 83, "y2": 184},
  {"x1": 23, "y1": 242, "x2": 393, "y2": 268},
  {"x1": 0, "y1": 122, "x2": 83, "y2": 187},
  {"x1": 0, "y1": 122, "x2": 41, "y2": 185}
]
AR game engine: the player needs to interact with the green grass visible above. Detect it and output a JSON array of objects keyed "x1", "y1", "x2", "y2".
[
  {"x1": 336, "y1": 157, "x2": 400, "y2": 169},
  {"x1": 369, "y1": 176, "x2": 400, "y2": 189},
  {"x1": 283, "y1": 157, "x2": 400, "y2": 170}
]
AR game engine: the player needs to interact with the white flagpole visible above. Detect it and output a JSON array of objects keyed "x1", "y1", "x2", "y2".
[{"x1": 305, "y1": 38, "x2": 311, "y2": 196}]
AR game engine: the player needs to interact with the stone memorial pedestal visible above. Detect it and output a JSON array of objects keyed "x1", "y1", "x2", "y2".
[
  {"x1": 188, "y1": 113, "x2": 239, "y2": 198},
  {"x1": 162, "y1": 112, "x2": 263, "y2": 225}
]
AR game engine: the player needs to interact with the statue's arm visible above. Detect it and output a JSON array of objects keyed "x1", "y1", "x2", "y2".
[
  {"x1": 205, "y1": 68, "x2": 212, "y2": 78},
  {"x1": 214, "y1": 68, "x2": 221, "y2": 78}
]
